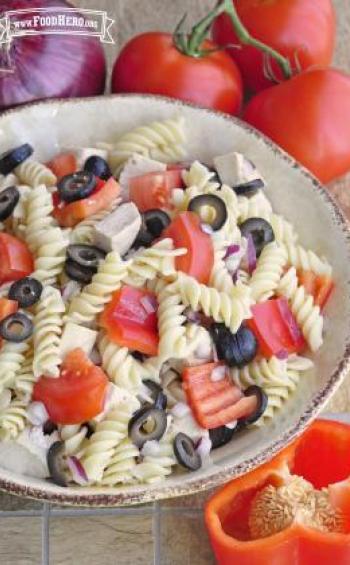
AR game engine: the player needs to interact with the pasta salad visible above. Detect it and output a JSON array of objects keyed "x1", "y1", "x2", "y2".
[{"x1": 0, "y1": 116, "x2": 334, "y2": 487}]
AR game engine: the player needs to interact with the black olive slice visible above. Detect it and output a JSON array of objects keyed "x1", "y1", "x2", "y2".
[
  {"x1": 0, "y1": 312, "x2": 33, "y2": 342},
  {"x1": 43, "y1": 420, "x2": 58, "y2": 436},
  {"x1": 240, "y1": 386, "x2": 268, "y2": 426},
  {"x1": 128, "y1": 406, "x2": 167, "y2": 448},
  {"x1": 84, "y1": 155, "x2": 112, "y2": 181},
  {"x1": 209, "y1": 426, "x2": 237, "y2": 449},
  {"x1": 58, "y1": 171, "x2": 96, "y2": 203},
  {"x1": 173, "y1": 433, "x2": 202, "y2": 471},
  {"x1": 233, "y1": 178, "x2": 265, "y2": 197},
  {"x1": 67, "y1": 244, "x2": 106, "y2": 270},
  {"x1": 0, "y1": 186, "x2": 20, "y2": 221},
  {"x1": 64, "y1": 259, "x2": 95, "y2": 284},
  {"x1": 9, "y1": 277, "x2": 43, "y2": 308},
  {"x1": 0, "y1": 143, "x2": 33, "y2": 175},
  {"x1": 143, "y1": 209, "x2": 171, "y2": 238},
  {"x1": 188, "y1": 194, "x2": 227, "y2": 231},
  {"x1": 47, "y1": 441, "x2": 68, "y2": 487},
  {"x1": 210, "y1": 324, "x2": 258, "y2": 368},
  {"x1": 239, "y1": 217, "x2": 275, "y2": 257}
]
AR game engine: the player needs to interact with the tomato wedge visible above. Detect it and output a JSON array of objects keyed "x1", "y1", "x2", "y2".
[
  {"x1": 0, "y1": 298, "x2": 18, "y2": 321},
  {"x1": 298, "y1": 270, "x2": 334, "y2": 310},
  {"x1": 0, "y1": 233, "x2": 34, "y2": 284},
  {"x1": 100, "y1": 286, "x2": 159, "y2": 356},
  {"x1": 247, "y1": 298, "x2": 305, "y2": 357},
  {"x1": 163, "y1": 211, "x2": 214, "y2": 284},
  {"x1": 33, "y1": 349, "x2": 108, "y2": 425},
  {"x1": 46, "y1": 152, "x2": 77, "y2": 179},
  {"x1": 182, "y1": 362, "x2": 254, "y2": 429},
  {"x1": 129, "y1": 169, "x2": 183, "y2": 212},
  {"x1": 53, "y1": 177, "x2": 120, "y2": 228}
]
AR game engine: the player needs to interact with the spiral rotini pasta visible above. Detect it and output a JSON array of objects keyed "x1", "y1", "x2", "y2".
[
  {"x1": 0, "y1": 400, "x2": 28, "y2": 441},
  {"x1": 277, "y1": 267, "x2": 324, "y2": 352},
  {"x1": 269, "y1": 214, "x2": 299, "y2": 245},
  {"x1": 256, "y1": 370, "x2": 301, "y2": 427},
  {"x1": 183, "y1": 161, "x2": 220, "y2": 191},
  {"x1": 209, "y1": 240, "x2": 235, "y2": 294},
  {"x1": 109, "y1": 117, "x2": 187, "y2": 172},
  {"x1": 0, "y1": 340, "x2": 30, "y2": 394},
  {"x1": 124, "y1": 239, "x2": 187, "y2": 288},
  {"x1": 283, "y1": 242, "x2": 332, "y2": 276},
  {"x1": 13, "y1": 346, "x2": 34, "y2": 400},
  {"x1": 0, "y1": 173, "x2": 18, "y2": 190},
  {"x1": 157, "y1": 283, "x2": 188, "y2": 361},
  {"x1": 80, "y1": 404, "x2": 132, "y2": 482},
  {"x1": 249, "y1": 242, "x2": 287, "y2": 302},
  {"x1": 61, "y1": 424, "x2": 89, "y2": 456},
  {"x1": 33, "y1": 286, "x2": 65, "y2": 379},
  {"x1": 132, "y1": 433, "x2": 176, "y2": 484},
  {"x1": 173, "y1": 273, "x2": 252, "y2": 333},
  {"x1": 15, "y1": 160, "x2": 57, "y2": 188},
  {"x1": 238, "y1": 192, "x2": 273, "y2": 223},
  {"x1": 25, "y1": 185, "x2": 69, "y2": 286},
  {"x1": 100, "y1": 439, "x2": 139, "y2": 486},
  {"x1": 66, "y1": 252, "x2": 128, "y2": 327}
]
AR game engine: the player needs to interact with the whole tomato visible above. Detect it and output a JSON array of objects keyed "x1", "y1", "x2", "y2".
[
  {"x1": 112, "y1": 33, "x2": 243, "y2": 116},
  {"x1": 243, "y1": 69, "x2": 350, "y2": 184},
  {"x1": 212, "y1": 0, "x2": 335, "y2": 93}
]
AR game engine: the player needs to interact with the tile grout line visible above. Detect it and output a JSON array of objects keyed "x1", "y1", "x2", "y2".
[
  {"x1": 153, "y1": 502, "x2": 161, "y2": 565},
  {"x1": 42, "y1": 503, "x2": 50, "y2": 565}
]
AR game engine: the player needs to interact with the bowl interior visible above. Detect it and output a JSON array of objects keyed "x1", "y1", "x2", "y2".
[{"x1": 0, "y1": 94, "x2": 349, "y2": 506}]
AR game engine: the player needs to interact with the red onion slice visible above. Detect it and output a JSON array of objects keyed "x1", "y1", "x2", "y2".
[
  {"x1": 210, "y1": 365, "x2": 226, "y2": 382},
  {"x1": 27, "y1": 402, "x2": 49, "y2": 426},
  {"x1": 224, "y1": 244, "x2": 240, "y2": 259},
  {"x1": 184, "y1": 308, "x2": 202, "y2": 324},
  {"x1": 140, "y1": 295, "x2": 158, "y2": 315},
  {"x1": 171, "y1": 402, "x2": 191, "y2": 419},
  {"x1": 276, "y1": 349, "x2": 289, "y2": 360},
  {"x1": 67, "y1": 457, "x2": 89, "y2": 486},
  {"x1": 201, "y1": 223, "x2": 214, "y2": 235},
  {"x1": 196, "y1": 436, "x2": 212, "y2": 459},
  {"x1": 246, "y1": 234, "x2": 257, "y2": 274}
]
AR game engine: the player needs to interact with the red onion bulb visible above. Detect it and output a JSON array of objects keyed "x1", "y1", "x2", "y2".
[{"x1": 0, "y1": 0, "x2": 106, "y2": 110}]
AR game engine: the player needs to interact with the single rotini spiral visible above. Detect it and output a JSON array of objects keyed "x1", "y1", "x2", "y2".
[
  {"x1": 249, "y1": 242, "x2": 287, "y2": 302},
  {"x1": 100, "y1": 439, "x2": 139, "y2": 486},
  {"x1": 157, "y1": 284, "x2": 188, "y2": 361},
  {"x1": 98, "y1": 334, "x2": 151, "y2": 392},
  {"x1": 237, "y1": 192, "x2": 273, "y2": 223},
  {"x1": 13, "y1": 346, "x2": 34, "y2": 400},
  {"x1": 132, "y1": 434, "x2": 176, "y2": 484},
  {"x1": 269, "y1": 214, "x2": 298, "y2": 245},
  {"x1": 70, "y1": 199, "x2": 120, "y2": 244},
  {"x1": 33, "y1": 286, "x2": 65, "y2": 379},
  {"x1": 255, "y1": 370, "x2": 301, "y2": 428},
  {"x1": 124, "y1": 239, "x2": 187, "y2": 288},
  {"x1": 277, "y1": 267, "x2": 324, "y2": 352},
  {"x1": 15, "y1": 160, "x2": 57, "y2": 188},
  {"x1": 66, "y1": 252, "x2": 129, "y2": 327},
  {"x1": 283, "y1": 242, "x2": 332, "y2": 276},
  {"x1": 109, "y1": 116, "x2": 187, "y2": 172},
  {"x1": 183, "y1": 160, "x2": 220, "y2": 191},
  {"x1": 25, "y1": 185, "x2": 69, "y2": 286},
  {"x1": 61, "y1": 424, "x2": 89, "y2": 457},
  {"x1": 231, "y1": 355, "x2": 313, "y2": 390},
  {"x1": 8, "y1": 184, "x2": 32, "y2": 239},
  {"x1": 0, "y1": 400, "x2": 28, "y2": 440},
  {"x1": 0, "y1": 173, "x2": 18, "y2": 190},
  {"x1": 173, "y1": 273, "x2": 252, "y2": 333},
  {"x1": 80, "y1": 404, "x2": 132, "y2": 482},
  {"x1": 0, "y1": 340, "x2": 30, "y2": 394},
  {"x1": 209, "y1": 240, "x2": 235, "y2": 294}
]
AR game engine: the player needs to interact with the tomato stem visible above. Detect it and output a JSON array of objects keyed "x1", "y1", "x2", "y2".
[{"x1": 174, "y1": 0, "x2": 293, "y2": 79}]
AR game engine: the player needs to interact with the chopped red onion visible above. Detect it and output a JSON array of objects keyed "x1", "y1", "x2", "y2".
[
  {"x1": 89, "y1": 347, "x2": 102, "y2": 366},
  {"x1": 225, "y1": 420, "x2": 238, "y2": 430},
  {"x1": 140, "y1": 295, "x2": 158, "y2": 314},
  {"x1": 185, "y1": 308, "x2": 202, "y2": 324},
  {"x1": 67, "y1": 457, "x2": 89, "y2": 485},
  {"x1": 62, "y1": 280, "x2": 81, "y2": 303},
  {"x1": 27, "y1": 402, "x2": 49, "y2": 426},
  {"x1": 276, "y1": 349, "x2": 289, "y2": 360},
  {"x1": 201, "y1": 223, "x2": 214, "y2": 235},
  {"x1": 210, "y1": 365, "x2": 226, "y2": 382},
  {"x1": 224, "y1": 244, "x2": 240, "y2": 259},
  {"x1": 246, "y1": 234, "x2": 257, "y2": 274},
  {"x1": 171, "y1": 402, "x2": 191, "y2": 419},
  {"x1": 196, "y1": 436, "x2": 212, "y2": 459}
]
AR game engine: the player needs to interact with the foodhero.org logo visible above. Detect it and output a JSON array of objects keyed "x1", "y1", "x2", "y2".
[{"x1": 0, "y1": 7, "x2": 115, "y2": 46}]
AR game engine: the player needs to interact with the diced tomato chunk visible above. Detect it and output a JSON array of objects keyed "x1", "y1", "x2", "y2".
[
  {"x1": 129, "y1": 169, "x2": 183, "y2": 212},
  {"x1": 100, "y1": 286, "x2": 159, "y2": 356},
  {"x1": 182, "y1": 363, "x2": 248, "y2": 429},
  {"x1": 33, "y1": 349, "x2": 108, "y2": 425},
  {"x1": 53, "y1": 177, "x2": 120, "y2": 228},
  {"x1": 46, "y1": 152, "x2": 77, "y2": 179},
  {"x1": 297, "y1": 270, "x2": 334, "y2": 310},
  {"x1": 298, "y1": 270, "x2": 317, "y2": 296},
  {"x1": 0, "y1": 298, "x2": 18, "y2": 322},
  {"x1": 163, "y1": 212, "x2": 214, "y2": 284},
  {"x1": 0, "y1": 233, "x2": 34, "y2": 284},
  {"x1": 247, "y1": 298, "x2": 305, "y2": 357}
]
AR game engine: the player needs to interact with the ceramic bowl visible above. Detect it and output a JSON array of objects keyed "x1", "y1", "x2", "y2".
[{"x1": 0, "y1": 94, "x2": 350, "y2": 506}]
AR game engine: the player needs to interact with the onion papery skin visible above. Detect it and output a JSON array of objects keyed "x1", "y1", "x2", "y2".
[{"x1": 0, "y1": 0, "x2": 106, "y2": 110}]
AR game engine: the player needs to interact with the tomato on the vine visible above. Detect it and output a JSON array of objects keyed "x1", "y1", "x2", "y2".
[
  {"x1": 212, "y1": 0, "x2": 335, "y2": 93},
  {"x1": 112, "y1": 33, "x2": 243, "y2": 116},
  {"x1": 243, "y1": 69, "x2": 350, "y2": 184}
]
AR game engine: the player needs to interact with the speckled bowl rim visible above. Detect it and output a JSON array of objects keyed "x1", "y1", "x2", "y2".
[{"x1": 0, "y1": 93, "x2": 350, "y2": 507}]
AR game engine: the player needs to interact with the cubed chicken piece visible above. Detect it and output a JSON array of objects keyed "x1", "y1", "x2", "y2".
[
  {"x1": 92, "y1": 202, "x2": 141, "y2": 255},
  {"x1": 213, "y1": 151, "x2": 265, "y2": 187},
  {"x1": 60, "y1": 323, "x2": 97, "y2": 359}
]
